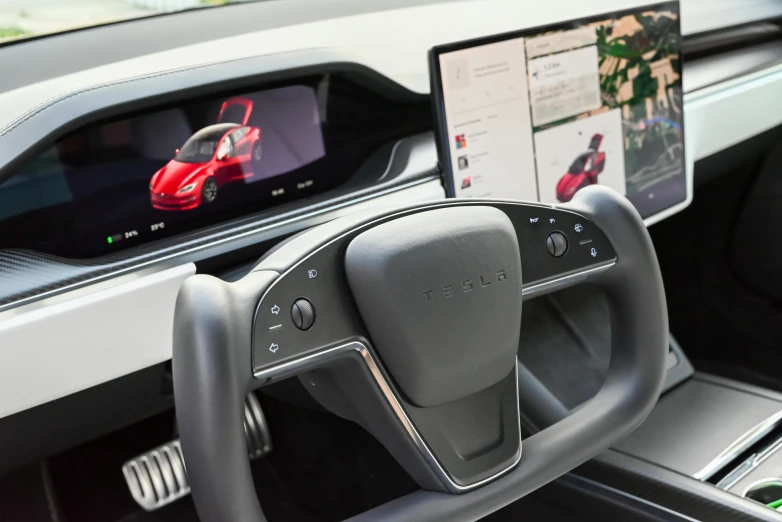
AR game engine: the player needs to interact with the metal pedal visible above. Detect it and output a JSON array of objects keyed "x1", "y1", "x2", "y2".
[{"x1": 123, "y1": 392, "x2": 271, "y2": 511}]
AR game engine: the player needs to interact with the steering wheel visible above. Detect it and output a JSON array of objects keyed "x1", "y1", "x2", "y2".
[{"x1": 172, "y1": 186, "x2": 668, "y2": 522}]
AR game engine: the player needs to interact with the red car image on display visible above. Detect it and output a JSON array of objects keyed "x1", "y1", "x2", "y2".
[
  {"x1": 555, "y1": 133, "x2": 606, "y2": 203},
  {"x1": 216, "y1": 96, "x2": 253, "y2": 126},
  {"x1": 149, "y1": 97, "x2": 262, "y2": 211}
]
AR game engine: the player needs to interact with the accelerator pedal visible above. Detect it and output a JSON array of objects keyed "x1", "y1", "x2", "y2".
[{"x1": 123, "y1": 392, "x2": 271, "y2": 511}]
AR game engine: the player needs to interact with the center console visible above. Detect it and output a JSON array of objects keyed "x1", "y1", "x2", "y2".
[
  {"x1": 611, "y1": 373, "x2": 782, "y2": 517},
  {"x1": 616, "y1": 374, "x2": 782, "y2": 484},
  {"x1": 518, "y1": 283, "x2": 782, "y2": 520}
]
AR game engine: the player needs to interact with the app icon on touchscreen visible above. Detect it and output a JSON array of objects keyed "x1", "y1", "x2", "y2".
[{"x1": 455, "y1": 134, "x2": 467, "y2": 149}]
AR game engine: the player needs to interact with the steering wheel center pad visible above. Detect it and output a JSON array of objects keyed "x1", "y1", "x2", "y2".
[{"x1": 345, "y1": 206, "x2": 522, "y2": 408}]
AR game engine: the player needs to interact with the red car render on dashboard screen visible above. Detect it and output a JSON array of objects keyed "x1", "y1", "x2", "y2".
[
  {"x1": 149, "y1": 97, "x2": 263, "y2": 211},
  {"x1": 555, "y1": 133, "x2": 606, "y2": 203}
]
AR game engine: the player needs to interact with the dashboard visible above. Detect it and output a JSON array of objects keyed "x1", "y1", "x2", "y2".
[{"x1": 0, "y1": 0, "x2": 781, "y2": 444}]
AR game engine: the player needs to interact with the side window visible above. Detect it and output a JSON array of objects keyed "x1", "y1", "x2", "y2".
[{"x1": 231, "y1": 127, "x2": 252, "y2": 156}]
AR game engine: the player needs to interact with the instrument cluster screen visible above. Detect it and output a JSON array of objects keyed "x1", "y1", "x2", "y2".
[
  {"x1": 0, "y1": 74, "x2": 427, "y2": 258},
  {"x1": 430, "y1": 1, "x2": 685, "y2": 220}
]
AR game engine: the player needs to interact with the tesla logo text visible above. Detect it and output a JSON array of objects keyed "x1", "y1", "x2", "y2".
[{"x1": 421, "y1": 270, "x2": 507, "y2": 303}]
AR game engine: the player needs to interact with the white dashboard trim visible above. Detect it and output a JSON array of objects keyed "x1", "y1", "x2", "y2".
[
  {"x1": 0, "y1": 263, "x2": 195, "y2": 420},
  {"x1": 684, "y1": 63, "x2": 782, "y2": 162},
  {"x1": 644, "y1": 62, "x2": 782, "y2": 227}
]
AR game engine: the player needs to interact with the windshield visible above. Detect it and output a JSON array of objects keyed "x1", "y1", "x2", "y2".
[
  {"x1": 175, "y1": 124, "x2": 236, "y2": 164},
  {"x1": 0, "y1": 0, "x2": 260, "y2": 44}
]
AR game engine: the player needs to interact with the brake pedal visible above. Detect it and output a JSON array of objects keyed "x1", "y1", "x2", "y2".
[{"x1": 123, "y1": 392, "x2": 271, "y2": 511}]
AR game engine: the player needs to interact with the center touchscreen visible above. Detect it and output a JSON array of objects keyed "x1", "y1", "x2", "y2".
[{"x1": 430, "y1": 1, "x2": 685, "y2": 220}]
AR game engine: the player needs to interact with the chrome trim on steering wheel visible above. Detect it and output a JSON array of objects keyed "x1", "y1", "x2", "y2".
[
  {"x1": 253, "y1": 340, "x2": 522, "y2": 493},
  {"x1": 521, "y1": 261, "x2": 615, "y2": 299}
]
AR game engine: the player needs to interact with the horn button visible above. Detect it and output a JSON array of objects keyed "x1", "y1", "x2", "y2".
[{"x1": 345, "y1": 206, "x2": 523, "y2": 408}]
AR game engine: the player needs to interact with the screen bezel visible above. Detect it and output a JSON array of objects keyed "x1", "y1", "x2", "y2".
[{"x1": 428, "y1": 1, "x2": 688, "y2": 223}]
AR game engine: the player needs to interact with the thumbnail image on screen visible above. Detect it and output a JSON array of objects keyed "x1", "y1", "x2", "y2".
[{"x1": 431, "y1": 1, "x2": 685, "y2": 219}]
